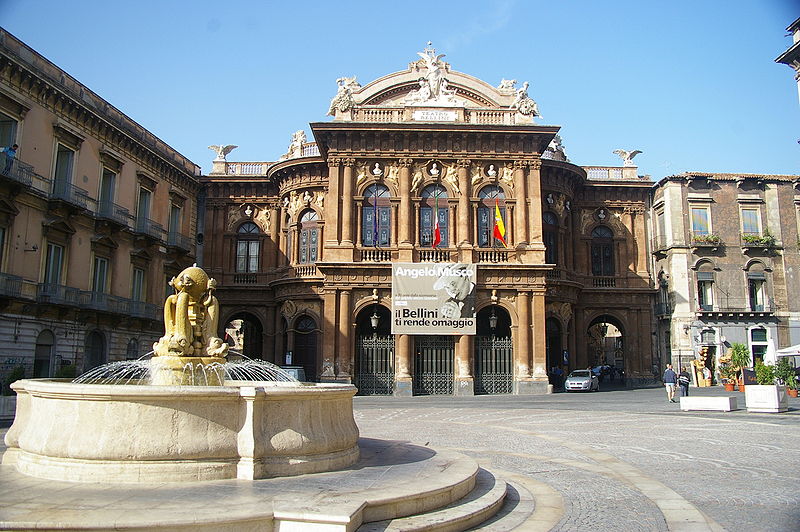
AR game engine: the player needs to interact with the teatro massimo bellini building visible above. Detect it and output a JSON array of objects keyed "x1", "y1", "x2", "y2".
[{"x1": 201, "y1": 46, "x2": 655, "y2": 396}]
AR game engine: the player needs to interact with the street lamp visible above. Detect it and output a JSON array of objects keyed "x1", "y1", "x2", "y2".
[
  {"x1": 489, "y1": 308, "x2": 498, "y2": 330},
  {"x1": 370, "y1": 306, "x2": 380, "y2": 331}
]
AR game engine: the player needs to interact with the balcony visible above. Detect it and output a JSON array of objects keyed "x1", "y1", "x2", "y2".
[
  {"x1": 0, "y1": 273, "x2": 23, "y2": 298},
  {"x1": 418, "y1": 249, "x2": 451, "y2": 262},
  {"x1": 134, "y1": 218, "x2": 166, "y2": 241},
  {"x1": 476, "y1": 249, "x2": 511, "y2": 263},
  {"x1": 36, "y1": 283, "x2": 81, "y2": 305},
  {"x1": 95, "y1": 200, "x2": 132, "y2": 229},
  {"x1": 691, "y1": 233, "x2": 722, "y2": 251},
  {"x1": 696, "y1": 298, "x2": 775, "y2": 317},
  {"x1": 166, "y1": 231, "x2": 192, "y2": 252},
  {"x1": 129, "y1": 300, "x2": 160, "y2": 320},
  {"x1": 655, "y1": 302, "x2": 671, "y2": 316},
  {"x1": 741, "y1": 232, "x2": 777, "y2": 252},
  {"x1": 360, "y1": 248, "x2": 392, "y2": 262},
  {"x1": 0, "y1": 157, "x2": 35, "y2": 187},
  {"x1": 50, "y1": 180, "x2": 91, "y2": 210},
  {"x1": 591, "y1": 276, "x2": 617, "y2": 288}
]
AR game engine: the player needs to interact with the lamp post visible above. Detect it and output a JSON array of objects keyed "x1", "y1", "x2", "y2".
[{"x1": 370, "y1": 306, "x2": 380, "y2": 334}]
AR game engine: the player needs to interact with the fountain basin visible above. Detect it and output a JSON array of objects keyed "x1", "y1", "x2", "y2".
[{"x1": 3, "y1": 379, "x2": 359, "y2": 483}]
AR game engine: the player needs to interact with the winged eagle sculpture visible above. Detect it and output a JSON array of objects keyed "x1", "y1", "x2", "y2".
[
  {"x1": 612, "y1": 149, "x2": 642, "y2": 167},
  {"x1": 208, "y1": 144, "x2": 238, "y2": 161}
]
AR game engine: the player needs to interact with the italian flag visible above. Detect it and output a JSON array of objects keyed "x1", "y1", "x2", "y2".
[{"x1": 493, "y1": 198, "x2": 506, "y2": 247}]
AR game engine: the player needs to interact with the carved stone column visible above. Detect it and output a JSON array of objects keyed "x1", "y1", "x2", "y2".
[
  {"x1": 274, "y1": 308, "x2": 286, "y2": 364},
  {"x1": 457, "y1": 159, "x2": 471, "y2": 247},
  {"x1": 266, "y1": 204, "x2": 280, "y2": 270},
  {"x1": 531, "y1": 288, "x2": 548, "y2": 382},
  {"x1": 527, "y1": 160, "x2": 544, "y2": 261},
  {"x1": 337, "y1": 289, "x2": 352, "y2": 380},
  {"x1": 278, "y1": 208, "x2": 288, "y2": 267},
  {"x1": 395, "y1": 333, "x2": 413, "y2": 397},
  {"x1": 320, "y1": 290, "x2": 338, "y2": 382},
  {"x1": 398, "y1": 158, "x2": 413, "y2": 246},
  {"x1": 264, "y1": 304, "x2": 276, "y2": 363},
  {"x1": 340, "y1": 158, "x2": 355, "y2": 246},
  {"x1": 325, "y1": 158, "x2": 341, "y2": 247},
  {"x1": 513, "y1": 160, "x2": 529, "y2": 247},
  {"x1": 515, "y1": 291, "x2": 531, "y2": 379},
  {"x1": 454, "y1": 334, "x2": 474, "y2": 396}
]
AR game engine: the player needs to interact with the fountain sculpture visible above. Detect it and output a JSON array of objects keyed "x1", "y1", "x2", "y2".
[{"x1": 2, "y1": 266, "x2": 360, "y2": 483}]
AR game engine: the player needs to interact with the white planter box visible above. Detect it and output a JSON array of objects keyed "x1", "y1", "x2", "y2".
[
  {"x1": 745, "y1": 384, "x2": 788, "y2": 413},
  {"x1": 0, "y1": 395, "x2": 16, "y2": 420}
]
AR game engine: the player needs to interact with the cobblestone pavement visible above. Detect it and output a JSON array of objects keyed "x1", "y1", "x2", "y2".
[{"x1": 353, "y1": 386, "x2": 800, "y2": 531}]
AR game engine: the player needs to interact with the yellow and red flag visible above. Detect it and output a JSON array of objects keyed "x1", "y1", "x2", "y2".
[{"x1": 493, "y1": 198, "x2": 506, "y2": 247}]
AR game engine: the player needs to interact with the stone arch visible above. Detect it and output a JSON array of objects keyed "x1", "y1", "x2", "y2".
[
  {"x1": 223, "y1": 310, "x2": 265, "y2": 360},
  {"x1": 84, "y1": 329, "x2": 107, "y2": 372},
  {"x1": 34, "y1": 329, "x2": 56, "y2": 378}
]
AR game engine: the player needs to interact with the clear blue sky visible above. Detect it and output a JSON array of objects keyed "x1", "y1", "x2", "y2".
[{"x1": 2, "y1": 0, "x2": 798, "y2": 176}]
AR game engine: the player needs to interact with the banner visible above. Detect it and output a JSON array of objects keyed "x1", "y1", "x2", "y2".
[{"x1": 391, "y1": 263, "x2": 476, "y2": 335}]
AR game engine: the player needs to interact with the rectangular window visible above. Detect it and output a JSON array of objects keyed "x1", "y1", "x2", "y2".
[
  {"x1": 741, "y1": 208, "x2": 760, "y2": 235},
  {"x1": 697, "y1": 273, "x2": 714, "y2": 311},
  {"x1": 169, "y1": 204, "x2": 181, "y2": 235},
  {"x1": 748, "y1": 278, "x2": 765, "y2": 311},
  {"x1": 236, "y1": 241, "x2": 259, "y2": 272},
  {"x1": 137, "y1": 187, "x2": 152, "y2": 222},
  {"x1": 690, "y1": 207, "x2": 709, "y2": 236},
  {"x1": 44, "y1": 243, "x2": 64, "y2": 285},
  {"x1": 99, "y1": 168, "x2": 116, "y2": 213},
  {"x1": 131, "y1": 267, "x2": 145, "y2": 301},
  {"x1": 0, "y1": 112, "x2": 18, "y2": 146},
  {"x1": 92, "y1": 256, "x2": 109, "y2": 293},
  {"x1": 54, "y1": 143, "x2": 74, "y2": 184}
]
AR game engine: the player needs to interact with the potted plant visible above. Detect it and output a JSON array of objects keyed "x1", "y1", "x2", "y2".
[
  {"x1": 775, "y1": 357, "x2": 798, "y2": 398},
  {"x1": 719, "y1": 364, "x2": 738, "y2": 391},
  {"x1": 728, "y1": 343, "x2": 751, "y2": 391},
  {"x1": 746, "y1": 361, "x2": 789, "y2": 413}
]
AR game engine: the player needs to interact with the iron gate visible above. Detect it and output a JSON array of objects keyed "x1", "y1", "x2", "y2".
[
  {"x1": 355, "y1": 334, "x2": 395, "y2": 395},
  {"x1": 474, "y1": 336, "x2": 513, "y2": 394},
  {"x1": 413, "y1": 336, "x2": 454, "y2": 395}
]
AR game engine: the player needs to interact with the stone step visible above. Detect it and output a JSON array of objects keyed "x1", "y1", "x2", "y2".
[{"x1": 357, "y1": 468, "x2": 507, "y2": 532}]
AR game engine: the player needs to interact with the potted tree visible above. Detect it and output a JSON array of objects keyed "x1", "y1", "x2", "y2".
[
  {"x1": 745, "y1": 361, "x2": 788, "y2": 413},
  {"x1": 729, "y1": 343, "x2": 751, "y2": 391},
  {"x1": 775, "y1": 358, "x2": 798, "y2": 398},
  {"x1": 719, "y1": 364, "x2": 738, "y2": 391}
]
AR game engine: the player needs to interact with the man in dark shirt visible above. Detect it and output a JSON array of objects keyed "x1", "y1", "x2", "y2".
[{"x1": 663, "y1": 364, "x2": 678, "y2": 402}]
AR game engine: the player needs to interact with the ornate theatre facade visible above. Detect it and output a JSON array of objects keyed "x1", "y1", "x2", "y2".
[{"x1": 201, "y1": 45, "x2": 656, "y2": 395}]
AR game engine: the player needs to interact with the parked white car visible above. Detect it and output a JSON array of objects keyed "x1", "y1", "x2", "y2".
[{"x1": 565, "y1": 369, "x2": 599, "y2": 392}]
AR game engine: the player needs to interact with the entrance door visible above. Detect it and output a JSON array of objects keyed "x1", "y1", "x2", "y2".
[
  {"x1": 355, "y1": 334, "x2": 395, "y2": 395},
  {"x1": 84, "y1": 330, "x2": 106, "y2": 371},
  {"x1": 474, "y1": 336, "x2": 513, "y2": 394},
  {"x1": 413, "y1": 336, "x2": 454, "y2": 395},
  {"x1": 294, "y1": 316, "x2": 318, "y2": 382}
]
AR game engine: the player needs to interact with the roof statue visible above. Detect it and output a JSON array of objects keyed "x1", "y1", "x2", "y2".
[
  {"x1": 509, "y1": 81, "x2": 540, "y2": 118},
  {"x1": 327, "y1": 76, "x2": 361, "y2": 116},
  {"x1": 613, "y1": 149, "x2": 643, "y2": 167},
  {"x1": 208, "y1": 144, "x2": 238, "y2": 161},
  {"x1": 280, "y1": 131, "x2": 307, "y2": 160},
  {"x1": 404, "y1": 42, "x2": 458, "y2": 106},
  {"x1": 543, "y1": 134, "x2": 569, "y2": 162},
  {"x1": 497, "y1": 79, "x2": 517, "y2": 91}
]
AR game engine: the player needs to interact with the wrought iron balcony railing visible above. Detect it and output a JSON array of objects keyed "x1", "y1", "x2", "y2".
[
  {"x1": 50, "y1": 179, "x2": 91, "y2": 210},
  {"x1": 36, "y1": 283, "x2": 81, "y2": 305},
  {"x1": 0, "y1": 156, "x2": 35, "y2": 186},
  {"x1": 95, "y1": 200, "x2": 132, "y2": 228},
  {"x1": 0, "y1": 273, "x2": 23, "y2": 298},
  {"x1": 134, "y1": 218, "x2": 166, "y2": 240},
  {"x1": 166, "y1": 231, "x2": 192, "y2": 251}
]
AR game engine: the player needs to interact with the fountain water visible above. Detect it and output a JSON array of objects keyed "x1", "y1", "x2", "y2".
[{"x1": 3, "y1": 266, "x2": 360, "y2": 483}]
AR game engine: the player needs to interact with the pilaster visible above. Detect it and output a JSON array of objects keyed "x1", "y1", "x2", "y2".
[
  {"x1": 394, "y1": 334, "x2": 413, "y2": 397},
  {"x1": 457, "y1": 159, "x2": 471, "y2": 247}
]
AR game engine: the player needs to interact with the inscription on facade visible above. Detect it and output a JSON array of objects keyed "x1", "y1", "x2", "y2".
[{"x1": 413, "y1": 110, "x2": 457, "y2": 122}]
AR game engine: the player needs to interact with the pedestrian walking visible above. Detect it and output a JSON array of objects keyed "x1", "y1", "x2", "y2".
[
  {"x1": 1, "y1": 143, "x2": 18, "y2": 174},
  {"x1": 678, "y1": 367, "x2": 691, "y2": 397},
  {"x1": 663, "y1": 364, "x2": 677, "y2": 402}
]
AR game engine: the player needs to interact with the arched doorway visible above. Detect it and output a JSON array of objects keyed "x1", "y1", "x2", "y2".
[
  {"x1": 546, "y1": 317, "x2": 563, "y2": 387},
  {"x1": 474, "y1": 306, "x2": 513, "y2": 395},
  {"x1": 34, "y1": 329, "x2": 55, "y2": 378},
  {"x1": 587, "y1": 315, "x2": 624, "y2": 382},
  {"x1": 354, "y1": 304, "x2": 394, "y2": 395},
  {"x1": 224, "y1": 312, "x2": 264, "y2": 360},
  {"x1": 293, "y1": 315, "x2": 318, "y2": 382},
  {"x1": 84, "y1": 330, "x2": 106, "y2": 372}
]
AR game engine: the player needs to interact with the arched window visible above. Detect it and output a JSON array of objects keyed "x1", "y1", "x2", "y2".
[
  {"x1": 590, "y1": 226, "x2": 614, "y2": 276},
  {"x1": 362, "y1": 184, "x2": 391, "y2": 247},
  {"x1": 84, "y1": 330, "x2": 106, "y2": 371},
  {"x1": 477, "y1": 185, "x2": 506, "y2": 248},
  {"x1": 236, "y1": 221, "x2": 260, "y2": 273},
  {"x1": 419, "y1": 184, "x2": 448, "y2": 247},
  {"x1": 543, "y1": 211, "x2": 558, "y2": 265},
  {"x1": 745, "y1": 263, "x2": 768, "y2": 311},
  {"x1": 34, "y1": 329, "x2": 55, "y2": 378},
  {"x1": 696, "y1": 261, "x2": 715, "y2": 311},
  {"x1": 299, "y1": 209, "x2": 319, "y2": 264},
  {"x1": 126, "y1": 338, "x2": 139, "y2": 360}
]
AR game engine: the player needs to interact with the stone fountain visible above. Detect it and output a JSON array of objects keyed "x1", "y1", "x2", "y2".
[{"x1": 2, "y1": 266, "x2": 360, "y2": 483}]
